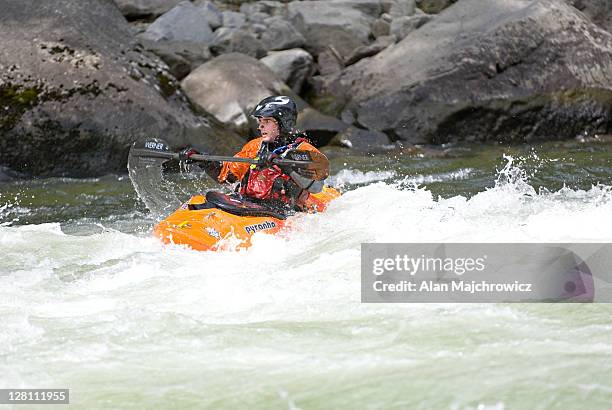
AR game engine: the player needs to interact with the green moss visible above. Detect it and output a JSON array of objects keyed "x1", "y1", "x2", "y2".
[
  {"x1": 0, "y1": 84, "x2": 41, "y2": 131},
  {"x1": 156, "y1": 73, "x2": 176, "y2": 99}
]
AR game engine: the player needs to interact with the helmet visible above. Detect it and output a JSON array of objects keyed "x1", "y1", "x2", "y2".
[{"x1": 251, "y1": 95, "x2": 297, "y2": 134}]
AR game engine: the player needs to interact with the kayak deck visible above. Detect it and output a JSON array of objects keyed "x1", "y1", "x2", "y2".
[{"x1": 154, "y1": 187, "x2": 340, "y2": 251}]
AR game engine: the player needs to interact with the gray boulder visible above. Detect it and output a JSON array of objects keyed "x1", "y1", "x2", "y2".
[
  {"x1": 142, "y1": 1, "x2": 214, "y2": 43},
  {"x1": 260, "y1": 49, "x2": 314, "y2": 93},
  {"x1": 140, "y1": 40, "x2": 211, "y2": 80},
  {"x1": 193, "y1": 0, "x2": 223, "y2": 30},
  {"x1": 113, "y1": 0, "x2": 182, "y2": 19},
  {"x1": 323, "y1": 0, "x2": 612, "y2": 144},
  {"x1": 181, "y1": 53, "x2": 345, "y2": 144},
  {"x1": 0, "y1": 0, "x2": 238, "y2": 177},
  {"x1": 222, "y1": 11, "x2": 247, "y2": 28},
  {"x1": 260, "y1": 17, "x2": 306, "y2": 51},
  {"x1": 210, "y1": 28, "x2": 267, "y2": 58},
  {"x1": 181, "y1": 53, "x2": 296, "y2": 134},
  {"x1": 344, "y1": 35, "x2": 395, "y2": 66},
  {"x1": 390, "y1": 14, "x2": 433, "y2": 40},
  {"x1": 287, "y1": 1, "x2": 377, "y2": 58},
  {"x1": 297, "y1": 107, "x2": 350, "y2": 146}
]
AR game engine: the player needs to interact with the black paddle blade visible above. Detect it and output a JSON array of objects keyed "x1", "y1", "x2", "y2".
[
  {"x1": 283, "y1": 149, "x2": 330, "y2": 181},
  {"x1": 127, "y1": 138, "x2": 182, "y2": 217}
]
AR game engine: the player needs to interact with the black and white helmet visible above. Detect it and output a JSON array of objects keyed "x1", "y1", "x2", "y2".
[{"x1": 251, "y1": 95, "x2": 297, "y2": 134}]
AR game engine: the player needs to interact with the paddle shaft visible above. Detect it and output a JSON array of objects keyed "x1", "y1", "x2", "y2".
[{"x1": 130, "y1": 148, "x2": 313, "y2": 168}]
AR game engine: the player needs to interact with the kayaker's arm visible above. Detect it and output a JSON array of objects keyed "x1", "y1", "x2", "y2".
[{"x1": 180, "y1": 147, "x2": 240, "y2": 184}]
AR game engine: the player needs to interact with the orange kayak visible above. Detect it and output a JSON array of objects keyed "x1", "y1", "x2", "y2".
[{"x1": 154, "y1": 186, "x2": 341, "y2": 251}]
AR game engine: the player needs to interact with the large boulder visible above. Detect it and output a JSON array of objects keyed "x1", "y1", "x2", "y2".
[
  {"x1": 260, "y1": 49, "x2": 314, "y2": 93},
  {"x1": 0, "y1": 0, "x2": 239, "y2": 176},
  {"x1": 322, "y1": 0, "x2": 612, "y2": 144},
  {"x1": 259, "y1": 17, "x2": 306, "y2": 51},
  {"x1": 181, "y1": 53, "x2": 346, "y2": 144},
  {"x1": 113, "y1": 0, "x2": 182, "y2": 20},
  {"x1": 141, "y1": 1, "x2": 214, "y2": 43},
  {"x1": 181, "y1": 53, "x2": 296, "y2": 134},
  {"x1": 287, "y1": 1, "x2": 379, "y2": 58}
]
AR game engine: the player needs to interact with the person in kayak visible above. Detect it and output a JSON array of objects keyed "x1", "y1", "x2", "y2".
[{"x1": 181, "y1": 95, "x2": 329, "y2": 212}]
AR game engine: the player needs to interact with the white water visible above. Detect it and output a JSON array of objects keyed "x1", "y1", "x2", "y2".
[{"x1": 1, "y1": 161, "x2": 612, "y2": 409}]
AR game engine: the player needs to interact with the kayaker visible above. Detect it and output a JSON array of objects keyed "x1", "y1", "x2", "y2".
[{"x1": 181, "y1": 95, "x2": 329, "y2": 212}]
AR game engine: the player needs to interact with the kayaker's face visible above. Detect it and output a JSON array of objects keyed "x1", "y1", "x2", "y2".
[{"x1": 258, "y1": 117, "x2": 279, "y2": 142}]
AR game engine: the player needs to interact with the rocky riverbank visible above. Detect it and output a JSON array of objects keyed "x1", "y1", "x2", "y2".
[{"x1": 1, "y1": 0, "x2": 611, "y2": 176}]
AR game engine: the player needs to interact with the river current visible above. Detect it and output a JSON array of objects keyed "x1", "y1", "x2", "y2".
[{"x1": 1, "y1": 139, "x2": 611, "y2": 409}]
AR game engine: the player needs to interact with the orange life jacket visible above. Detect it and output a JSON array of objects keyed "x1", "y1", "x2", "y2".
[{"x1": 218, "y1": 136, "x2": 323, "y2": 205}]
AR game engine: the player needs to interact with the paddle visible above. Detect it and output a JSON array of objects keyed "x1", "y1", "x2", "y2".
[{"x1": 129, "y1": 139, "x2": 329, "y2": 180}]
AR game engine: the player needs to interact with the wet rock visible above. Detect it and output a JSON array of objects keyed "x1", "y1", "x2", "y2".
[
  {"x1": 323, "y1": 0, "x2": 612, "y2": 144},
  {"x1": 0, "y1": 0, "x2": 238, "y2": 176},
  {"x1": 259, "y1": 17, "x2": 306, "y2": 51},
  {"x1": 330, "y1": 126, "x2": 392, "y2": 153},
  {"x1": 345, "y1": 35, "x2": 395, "y2": 66},
  {"x1": 260, "y1": 49, "x2": 314, "y2": 93},
  {"x1": 113, "y1": 0, "x2": 182, "y2": 20},
  {"x1": 287, "y1": 1, "x2": 377, "y2": 58},
  {"x1": 142, "y1": 1, "x2": 214, "y2": 43},
  {"x1": 390, "y1": 14, "x2": 433, "y2": 40},
  {"x1": 297, "y1": 107, "x2": 350, "y2": 146},
  {"x1": 210, "y1": 28, "x2": 267, "y2": 58}
]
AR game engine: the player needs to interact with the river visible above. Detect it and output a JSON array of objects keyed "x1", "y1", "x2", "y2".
[{"x1": 1, "y1": 139, "x2": 611, "y2": 409}]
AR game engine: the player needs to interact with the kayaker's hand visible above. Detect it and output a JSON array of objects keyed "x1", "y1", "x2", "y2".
[
  {"x1": 258, "y1": 153, "x2": 277, "y2": 168},
  {"x1": 179, "y1": 147, "x2": 200, "y2": 163}
]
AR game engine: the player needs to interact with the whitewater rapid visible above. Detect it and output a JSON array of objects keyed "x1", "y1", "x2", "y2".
[{"x1": 1, "y1": 159, "x2": 612, "y2": 409}]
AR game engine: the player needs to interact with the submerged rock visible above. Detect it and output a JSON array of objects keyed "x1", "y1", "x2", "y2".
[
  {"x1": 0, "y1": 0, "x2": 239, "y2": 177},
  {"x1": 323, "y1": 0, "x2": 612, "y2": 144}
]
